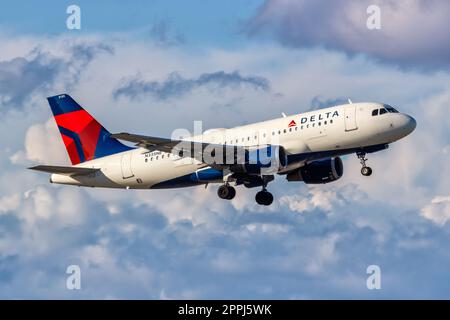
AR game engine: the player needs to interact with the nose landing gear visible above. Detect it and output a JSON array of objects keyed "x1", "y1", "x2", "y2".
[{"x1": 357, "y1": 152, "x2": 372, "y2": 176}]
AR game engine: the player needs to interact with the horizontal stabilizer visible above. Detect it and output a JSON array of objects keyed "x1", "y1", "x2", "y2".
[{"x1": 28, "y1": 165, "x2": 98, "y2": 176}]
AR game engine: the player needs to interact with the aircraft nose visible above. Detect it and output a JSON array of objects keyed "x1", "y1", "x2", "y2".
[
  {"x1": 399, "y1": 114, "x2": 416, "y2": 135},
  {"x1": 406, "y1": 115, "x2": 416, "y2": 132}
]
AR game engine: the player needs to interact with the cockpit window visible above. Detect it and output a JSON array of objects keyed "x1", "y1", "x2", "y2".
[
  {"x1": 379, "y1": 108, "x2": 387, "y2": 115},
  {"x1": 372, "y1": 109, "x2": 378, "y2": 116},
  {"x1": 385, "y1": 106, "x2": 399, "y2": 113}
]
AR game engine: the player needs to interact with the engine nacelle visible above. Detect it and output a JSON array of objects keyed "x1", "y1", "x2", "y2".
[
  {"x1": 286, "y1": 157, "x2": 343, "y2": 184},
  {"x1": 229, "y1": 145, "x2": 286, "y2": 175}
]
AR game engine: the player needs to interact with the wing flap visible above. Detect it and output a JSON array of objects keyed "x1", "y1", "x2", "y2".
[{"x1": 29, "y1": 165, "x2": 98, "y2": 176}]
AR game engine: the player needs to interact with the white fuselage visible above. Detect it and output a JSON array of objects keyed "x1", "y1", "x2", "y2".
[{"x1": 50, "y1": 102, "x2": 416, "y2": 189}]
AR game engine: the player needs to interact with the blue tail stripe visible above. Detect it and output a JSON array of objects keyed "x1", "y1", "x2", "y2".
[
  {"x1": 94, "y1": 127, "x2": 133, "y2": 159},
  {"x1": 58, "y1": 126, "x2": 86, "y2": 163},
  {"x1": 47, "y1": 95, "x2": 82, "y2": 116}
]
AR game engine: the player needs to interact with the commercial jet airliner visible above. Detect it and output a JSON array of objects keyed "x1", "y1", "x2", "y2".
[{"x1": 30, "y1": 94, "x2": 416, "y2": 206}]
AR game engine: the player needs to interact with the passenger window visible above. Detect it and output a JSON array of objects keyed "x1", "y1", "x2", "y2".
[
  {"x1": 380, "y1": 108, "x2": 387, "y2": 115},
  {"x1": 372, "y1": 109, "x2": 378, "y2": 116},
  {"x1": 283, "y1": 129, "x2": 286, "y2": 133}
]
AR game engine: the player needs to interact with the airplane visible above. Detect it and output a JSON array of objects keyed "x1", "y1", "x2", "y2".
[{"x1": 29, "y1": 94, "x2": 416, "y2": 206}]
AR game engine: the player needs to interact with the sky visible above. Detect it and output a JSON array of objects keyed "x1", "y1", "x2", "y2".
[{"x1": 0, "y1": 0, "x2": 450, "y2": 299}]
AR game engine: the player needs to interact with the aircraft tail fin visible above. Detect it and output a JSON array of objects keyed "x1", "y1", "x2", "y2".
[{"x1": 47, "y1": 94, "x2": 132, "y2": 165}]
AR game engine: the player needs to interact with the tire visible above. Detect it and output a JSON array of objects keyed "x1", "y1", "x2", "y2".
[
  {"x1": 255, "y1": 191, "x2": 265, "y2": 205},
  {"x1": 226, "y1": 186, "x2": 236, "y2": 200},
  {"x1": 218, "y1": 185, "x2": 236, "y2": 200},
  {"x1": 255, "y1": 191, "x2": 274, "y2": 206},
  {"x1": 218, "y1": 185, "x2": 230, "y2": 199},
  {"x1": 264, "y1": 192, "x2": 273, "y2": 206},
  {"x1": 361, "y1": 166, "x2": 373, "y2": 176}
]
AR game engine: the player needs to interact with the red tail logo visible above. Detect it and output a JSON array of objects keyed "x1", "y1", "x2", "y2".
[{"x1": 47, "y1": 94, "x2": 133, "y2": 165}]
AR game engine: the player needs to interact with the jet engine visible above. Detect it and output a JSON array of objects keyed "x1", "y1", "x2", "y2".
[
  {"x1": 229, "y1": 145, "x2": 287, "y2": 175},
  {"x1": 286, "y1": 157, "x2": 343, "y2": 184}
]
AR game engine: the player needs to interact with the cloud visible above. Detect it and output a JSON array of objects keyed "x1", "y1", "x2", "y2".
[
  {"x1": 2, "y1": 32, "x2": 450, "y2": 299},
  {"x1": 0, "y1": 193, "x2": 20, "y2": 214},
  {"x1": 149, "y1": 19, "x2": 186, "y2": 47},
  {"x1": 0, "y1": 52, "x2": 63, "y2": 108},
  {"x1": 245, "y1": 0, "x2": 450, "y2": 70},
  {"x1": 113, "y1": 71, "x2": 270, "y2": 101},
  {"x1": 280, "y1": 187, "x2": 344, "y2": 213},
  {"x1": 421, "y1": 196, "x2": 450, "y2": 226},
  {"x1": 70, "y1": 43, "x2": 114, "y2": 64},
  {"x1": 11, "y1": 118, "x2": 68, "y2": 166},
  {"x1": 0, "y1": 41, "x2": 113, "y2": 110},
  {"x1": 309, "y1": 96, "x2": 350, "y2": 111}
]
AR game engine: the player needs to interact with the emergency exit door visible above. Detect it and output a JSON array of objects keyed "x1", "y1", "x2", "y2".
[{"x1": 344, "y1": 105, "x2": 358, "y2": 131}]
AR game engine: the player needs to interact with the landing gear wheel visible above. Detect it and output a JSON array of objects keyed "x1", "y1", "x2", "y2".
[
  {"x1": 255, "y1": 190, "x2": 273, "y2": 206},
  {"x1": 217, "y1": 185, "x2": 236, "y2": 200},
  {"x1": 227, "y1": 186, "x2": 236, "y2": 199},
  {"x1": 361, "y1": 166, "x2": 372, "y2": 176},
  {"x1": 357, "y1": 152, "x2": 372, "y2": 177}
]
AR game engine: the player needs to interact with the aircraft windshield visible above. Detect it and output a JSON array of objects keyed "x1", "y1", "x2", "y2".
[{"x1": 384, "y1": 105, "x2": 399, "y2": 113}]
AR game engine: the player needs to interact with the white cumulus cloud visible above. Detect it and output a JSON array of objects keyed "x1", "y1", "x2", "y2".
[{"x1": 421, "y1": 196, "x2": 450, "y2": 226}]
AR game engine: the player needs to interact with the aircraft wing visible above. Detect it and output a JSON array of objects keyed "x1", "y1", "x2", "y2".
[
  {"x1": 111, "y1": 133, "x2": 180, "y2": 153},
  {"x1": 29, "y1": 165, "x2": 99, "y2": 176},
  {"x1": 111, "y1": 132, "x2": 247, "y2": 165}
]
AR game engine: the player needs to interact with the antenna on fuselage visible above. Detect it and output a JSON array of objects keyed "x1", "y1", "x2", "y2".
[
  {"x1": 348, "y1": 98, "x2": 353, "y2": 104},
  {"x1": 281, "y1": 112, "x2": 287, "y2": 118}
]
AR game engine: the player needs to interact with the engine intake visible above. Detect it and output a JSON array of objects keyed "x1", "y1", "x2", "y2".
[{"x1": 286, "y1": 157, "x2": 343, "y2": 184}]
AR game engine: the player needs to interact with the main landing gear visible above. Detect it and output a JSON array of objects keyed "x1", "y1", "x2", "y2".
[
  {"x1": 357, "y1": 152, "x2": 372, "y2": 176},
  {"x1": 255, "y1": 189, "x2": 273, "y2": 206},
  {"x1": 217, "y1": 175, "x2": 274, "y2": 206},
  {"x1": 217, "y1": 184, "x2": 236, "y2": 200},
  {"x1": 255, "y1": 176, "x2": 273, "y2": 206}
]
